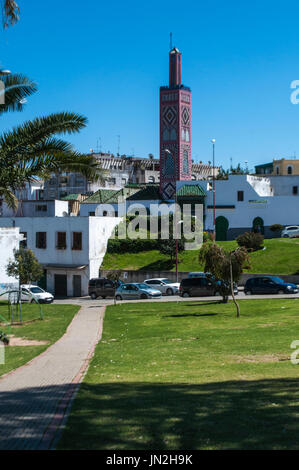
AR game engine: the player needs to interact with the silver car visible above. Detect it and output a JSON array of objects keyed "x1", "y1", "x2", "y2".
[
  {"x1": 143, "y1": 278, "x2": 180, "y2": 295},
  {"x1": 115, "y1": 283, "x2": 162, "y2": 300},
  {"x1": 281, "y1": 226, "x2": 299, "y2": 238}
]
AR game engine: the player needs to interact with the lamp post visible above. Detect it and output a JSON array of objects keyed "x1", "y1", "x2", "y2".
[
  {"x1": 165, "y1": 148, "x2": 179, "y2": 282},
  {"x1": 211, "y1": 139, "x2": 216, "y2": 240}
]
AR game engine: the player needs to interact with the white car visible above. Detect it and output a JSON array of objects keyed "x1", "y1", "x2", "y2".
[
  {"x1": 143, "y1": 278, "x2": 180, "y2": 295},
  {"x1": 21, "y1": 285, "x2": 54, "y2": 304},
  {"x1": 281, "y1": 226, "x2": 299, "y2": 238}
]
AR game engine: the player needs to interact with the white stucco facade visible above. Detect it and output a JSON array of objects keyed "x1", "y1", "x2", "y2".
[
  {"x1": 0, "y1": 227, "x2": 24, "y2": 294},
  {"x1": 0, "y1": 217, "x2": 121, "y2": 297}
]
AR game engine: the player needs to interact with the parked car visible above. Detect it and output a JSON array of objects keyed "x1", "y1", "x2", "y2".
[
  {"x1": 281, "y1": 226, "x2": 299, "y2": 238},
  {"x1": 187, "y1": 272, "x2": 207, "y2": 278},
  {"x1": 88, "y1": 278, "x2": 116, "y2": 299},
  {"x1": 179, "y1": 277, "x2": 238, "y2": 298},
  {"x1": 21, "y1": 285, "x2": 54, "y2": 304},
  {"x1": 244, "y1": 276, "x2": 298, "y2": 295},
  {"x1": 143, "y1": 278, "x2": 179, "y2": 295},
  {"x1": 115, "y1": 283, "x2": 162, "y2": 300}
]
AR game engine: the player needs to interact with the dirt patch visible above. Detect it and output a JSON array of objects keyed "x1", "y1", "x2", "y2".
[
  {"x1": 8, "y1": 335, "x2": 50, "y2": 347},
  {"x1": 230, "y1": 353, "x2": 290, "y2": 363}
]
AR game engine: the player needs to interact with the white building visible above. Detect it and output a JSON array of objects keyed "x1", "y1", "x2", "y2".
[
  {"x1": 0, "y1": 227, "x2": 24, "y2": 294},
  {"x1": 0, "y1": 216, "x2": 121, "y2": 297}
]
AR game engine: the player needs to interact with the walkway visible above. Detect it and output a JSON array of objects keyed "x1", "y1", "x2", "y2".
[{"x1": 0, "y1": 304, "x2": 105, "y2": 450}]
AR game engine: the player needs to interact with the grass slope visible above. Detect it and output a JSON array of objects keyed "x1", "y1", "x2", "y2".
[
  {"x1": 59, "y1": 298, "x2": 299, "y2": 450},
  {"x1": 0, "y1": 303, "x2": 79, "y2": 377},
  {"x1": 102, "y1": 238, "x2": 299, "y2": 274}
]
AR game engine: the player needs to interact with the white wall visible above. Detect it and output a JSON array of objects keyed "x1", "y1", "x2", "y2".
[
  {"x1": 0, "y1": 216, "x2": 121, "y2": 297},
  {"x1": 0, "y1": 227, "x2": 23, "y2": 293}
]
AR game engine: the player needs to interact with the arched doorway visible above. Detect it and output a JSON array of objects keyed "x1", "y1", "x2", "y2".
[
  {"x1": 216, "y1": 216, "x2": 229, "y2": 241},
  {"x1": 252, "y1": 217, "x2": 264, "y2": 235}
]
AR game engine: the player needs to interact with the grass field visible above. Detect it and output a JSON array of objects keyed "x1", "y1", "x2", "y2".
[
  {"x1": 59, "y1": 298, "x2": 299, "y2": 450},
  {"x1": 0, "y1": 303, "x2": 79, "y2": 377},
  {"x1": 102, "y1": 238, "x2": 299, "y2": 274}
]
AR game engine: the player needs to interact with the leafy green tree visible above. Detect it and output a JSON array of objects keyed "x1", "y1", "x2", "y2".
[
  {"x1": 6, "y1": 247, "x2": 44, "y2": 284},
  {"x1": 159, "y1": 238, "x2": 185, "y2": 262},
  {"x1": 199, "y1": 243, "x2": 249, "y2": 315}
]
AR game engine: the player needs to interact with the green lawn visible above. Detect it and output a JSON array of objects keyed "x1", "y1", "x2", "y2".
[
  {"x1": 0, "y1": 303, "x2": 79, "y2": 377},
  {"x1": 59, "y1": 298, "x2": 299, "y2": 450},
  {"x1": 102, "y1": 238, "x2": 299, "y2": 274}
]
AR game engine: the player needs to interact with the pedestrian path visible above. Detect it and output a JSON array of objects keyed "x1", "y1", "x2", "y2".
[{"x1": 0, "y1": 305, "x2": 105, "y2": 450}]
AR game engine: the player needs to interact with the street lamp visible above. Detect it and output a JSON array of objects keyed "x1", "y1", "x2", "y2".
[
  {"x1": 164, "y1": 148, "x2": 179, "y2": 282},
  {"x1": 211, "y1": 139, "x2": 216, "y2": 240}
]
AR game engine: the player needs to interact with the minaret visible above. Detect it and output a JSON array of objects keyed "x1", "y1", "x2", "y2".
[{"x1": 160, "y1": 46, "x2": 192, "y2": 200}]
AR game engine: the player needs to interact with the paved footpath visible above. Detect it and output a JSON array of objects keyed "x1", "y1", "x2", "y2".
[{"x1": 0, "y1": 305, "x2": 105, "y2": 450}]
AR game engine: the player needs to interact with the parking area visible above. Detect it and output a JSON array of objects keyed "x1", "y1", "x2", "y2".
[{"x1": 53, "y1": 289, "x2": 299, "y2": 306}]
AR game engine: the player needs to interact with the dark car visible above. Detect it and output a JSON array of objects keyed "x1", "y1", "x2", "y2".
[
  {"x1": 244, "y1": 276, "x2": 299, "y2": 295},
  {"x1": 179, "y1": 277, "x2": 216, "y2": 297},
  {"x1": 88, "y1": 278, "x2": 116, "y2": 299},
  {"x1": 179, "y1": 276, "x2": 238, "y2": 298}
]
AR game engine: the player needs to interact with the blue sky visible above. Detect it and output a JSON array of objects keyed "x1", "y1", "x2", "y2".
[{"x1": 2, "y1": 0, "x2": 299, "y2": 170}]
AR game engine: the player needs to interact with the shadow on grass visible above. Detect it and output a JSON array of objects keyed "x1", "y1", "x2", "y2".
[
  {"x1": 58, "y1": 378, "x2": 299, "y2": 450},
  {"x1": 163, "y1": 313, "x2": 218, "y2": 318},
  {"x1": 138, "y1": 259, "x2": 175, "y2": 271}
]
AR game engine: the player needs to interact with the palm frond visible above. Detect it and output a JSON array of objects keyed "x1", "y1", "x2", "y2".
[
  {"x1": 0, "y1": 112, "x2": 88, "y2": 156},
  {"x1": 0, "y1": 186, "x2": 17, "y2": 210},
  {"x1": 0, "y1": 74, "x2": 37, "y2": 114},
  {"x1": 2, "y1": 0, "x2": 19, "y2": 28}
]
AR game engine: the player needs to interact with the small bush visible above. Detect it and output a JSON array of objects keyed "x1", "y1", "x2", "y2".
[
  {"x1": 270, "y1": 224, "x2": 283, "y2": 233},
  {"x1": 236, "y1": 232, "x2": 264, "y2": 252},
  {"x1": 0, "y1": 330, "x2": 9, "y2": 345},
  {"x1": 203, "y1": 231, "x2": 214, "y2": 242}
]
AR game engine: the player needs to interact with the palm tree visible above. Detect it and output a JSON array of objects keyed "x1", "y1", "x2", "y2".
[
  {"x1": 0, "y1": 75, "x2": 102, "y2": 209},
  {"x1": 2, "y1": 0, "x2": 20, "y2": 28},
  {"x1": 0, "y1": 111, "x2": 102, "y2": 209},
  {"x1": 0, "y1": 73, "x2": 37, "y2": 114}
]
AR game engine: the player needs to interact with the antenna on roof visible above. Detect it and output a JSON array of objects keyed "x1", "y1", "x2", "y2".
[{"x1": 170, "y1": 32, "x2": 173, "y2": 50}]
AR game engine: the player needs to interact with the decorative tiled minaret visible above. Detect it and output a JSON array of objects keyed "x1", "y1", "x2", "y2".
[{"x1": 160, "y1": 46, "x2": 192, "y2": 200}]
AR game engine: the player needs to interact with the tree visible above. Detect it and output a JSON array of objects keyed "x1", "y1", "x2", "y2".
[
  {"x1": 0, "y1": 111, "x2": 103, "y2": 209},
  {"x1": 159, "y1": 238, "x2": 185, "y2": 262},
  {"x1": 6, "y1": 247, "x2": 44, "y2": 284},
  {"x1": 2, "y1": 0, "x2": 19, "y2": 29},
  {"x1": 199, "y1": 243, "x2": 249, "y2": 315},
  {"x1": 0, "y1": 73, "x2": 37, "y2": 114}
]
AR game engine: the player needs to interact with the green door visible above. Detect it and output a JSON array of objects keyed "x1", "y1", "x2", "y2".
[
  {"x1": 252, "y1": 217, "x2": 264, "y2": 235},
  {"x1": 216, "y1": 216, "x2": 229, "y2": 241}
]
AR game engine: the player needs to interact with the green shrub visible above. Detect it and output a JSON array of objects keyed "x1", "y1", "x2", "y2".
[
  {"x1": 270, "y1": 224, "x2": 283, "y2": 233},
  {"x1": 0, "y1": 330, "x2": 9, "y2": 345},
  {"x1": 236, "y1": 232, "x2": 264, "y2": 252},
  {"x1": 107, "y1": 238, "x2": 160, "y2": 254}
]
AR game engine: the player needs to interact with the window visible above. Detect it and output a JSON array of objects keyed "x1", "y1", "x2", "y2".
[
  {"x1": 237, "y1": 191, "x2": 244, "y2": 201},
  {"x1": 287, "y1": 166, "x2": 293, "y2": 175},
  {"x1": 36, "y1": 232, "x2": 47, "y2": 249},
  {"x1": 35, "y1": 204, "x2": 47, "y2": 212},
  {"x1": 56, "y1": 232, "x2": 67, "y2": 249},
  {"x1": 20, "y1": 232, "x2": 27, "y2": 248},
  {"x1": 276, "y1": 166, "x2": 279, "y2": 175},
  {"x1": 293, "y1": 186, "x2": 298, "y2": 195},
  {"x1": 183, "y1": 150, "x2": 189, "y2": 174},
  {"x1": 72, "y1": 232, "x2": 82, "y2": 250}
]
